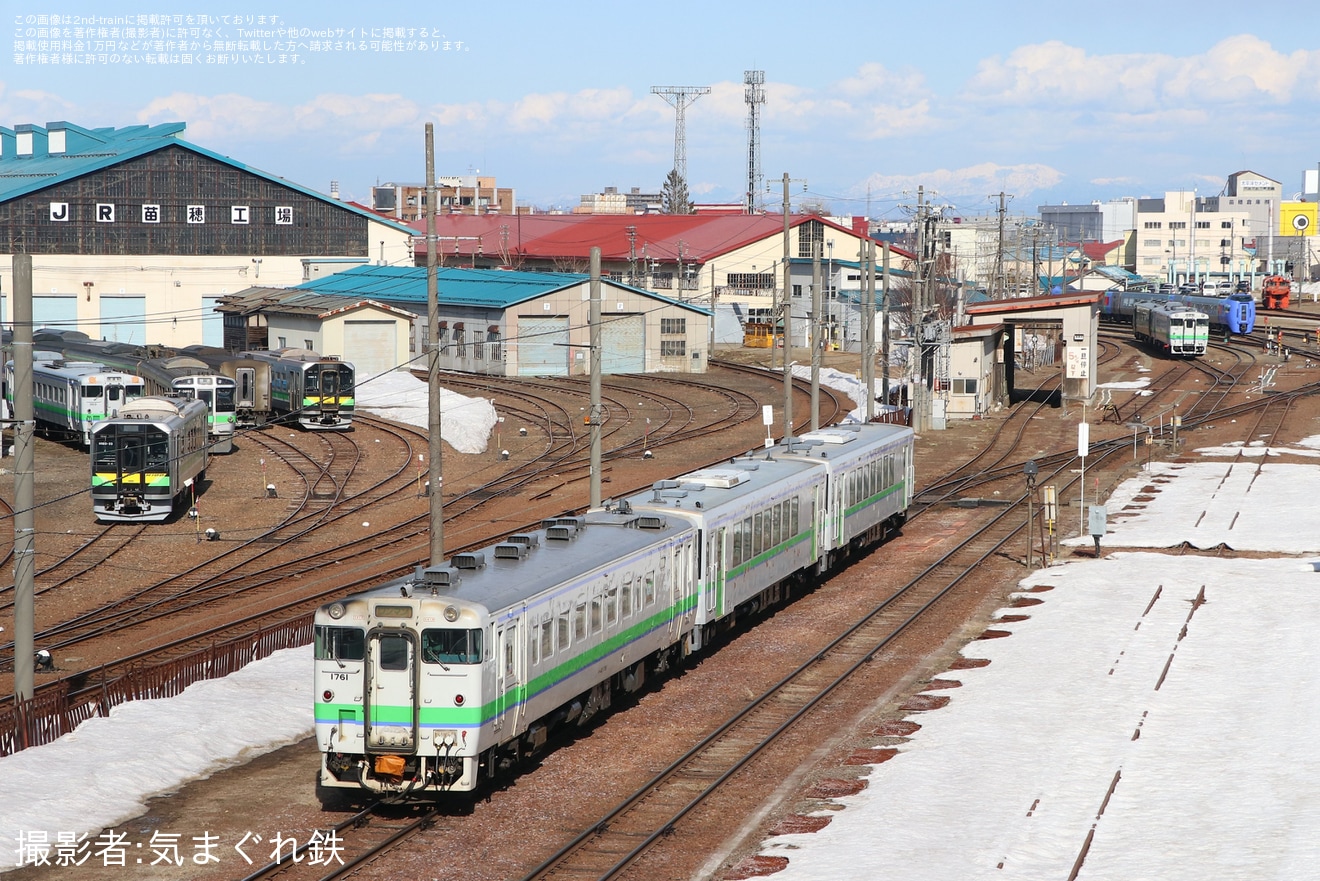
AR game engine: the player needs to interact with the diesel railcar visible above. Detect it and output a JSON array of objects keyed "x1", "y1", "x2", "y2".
[
  {"x1": 4, "y1": 357, "x2": 145, "y2": 446},
  {"x1": 237, "y1": 349, "x2": 355, "y2": 430},
  {"x1": 1133, "y1": 301, "x2": 1209, "y2": 357},
  {"x1": 90, "y1": 396, "x2": 209, "y2": 522},
  {"x1": 313, "y1": 422, "x2": 913, "y2": 802}
]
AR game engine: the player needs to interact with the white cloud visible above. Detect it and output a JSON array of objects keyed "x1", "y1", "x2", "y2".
[
  {"x1": 966, "y1": 35, "x2": 1320, "y2": 111},
  {"x1": 856, "y1": 162, "x2": 1064, "y2": 201}
]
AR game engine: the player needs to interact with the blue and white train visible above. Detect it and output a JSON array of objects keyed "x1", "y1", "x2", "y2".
[
  {"x1": 1100, "y1": 288, "x2": 1256, "y2": 337},
  {"x1": 312, "y1": 422, "x2": 914, "y2": 802}
]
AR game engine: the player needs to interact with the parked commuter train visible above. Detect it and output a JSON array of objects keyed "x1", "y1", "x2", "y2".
[
  {"x1": 1100, "y1": 288, "x2": 1255, "y2": 337},
  {"x1": 229, "y1": 349, "x2": 355, "y2": 430},
  {"x1": 1133, "y1": 302, "x2": 1209, "y2": 357},
  {"x1": 313, "y1": 422, "x2": 914, "y2": 802},
  {"x1": 3, "y1": 356, "x2": 145, "y2": 446},
  {"x1": 90, "y1": 396, "x2": 209, "y2": 522},
  {"x1": 30, "y1": 331, "x2": 237, "y2": 453}
]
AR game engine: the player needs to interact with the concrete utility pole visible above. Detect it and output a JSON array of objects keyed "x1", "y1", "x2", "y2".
[
  {"x1": 12, "y1": 253, "x2": 34, "y2": 703},
  {"x1": 994, "y1": 191, "x2": 1009, "y2": 298},
  {"x1": 912, "y1": 187, "x2": 927, "y2": 433},
  {"x1": 782, "y1": 173, "x2": 794, "y2": 443},
  {"x1": 589, "y1": 248, "x2": 603, "y2": 508},
  {"x1": 810, "y1": 241, "x2": 822, "y2": 432},
  {"x1": 881, "y1": 241, "x2": 891, "y2": 409},
  {"x1": 425, "y1": 124, "x2": 444, "y2": 565},
  {"x1": 862, "y1": 239, "x2": 876, "y2": 422}
]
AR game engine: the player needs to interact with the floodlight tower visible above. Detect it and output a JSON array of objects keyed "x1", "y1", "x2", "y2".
[
  {"x1": 744, "y1": 70, "x2": 766, "y2": 213},
  {"x1": 651, "y1": 85, "x2": 710, "y2": 185}
]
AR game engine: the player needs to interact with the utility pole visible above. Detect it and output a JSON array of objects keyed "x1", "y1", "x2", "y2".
[
  {"x1": 810, "y1": 241, "x2": 822, "y2": 432},
  {"x1": 12, "y1": 253, "x2": 34, "y2": 705},
  {"x1": 993, "y1": 191, "x2": 1010, "y2": 298},
  {"x1": 881, "y1": 241, "x2": 891, "y2": 410},
  {"x1": 862, "y1": 239, "x2": 876, "y2": 422},
  {"x1": 424, "y1": 123, "x2": 444, "y2": 566},
  {"x1": 781, "y1": 172, "x2": 794, "y2": 443},
  {"x1": 589, "y1": 248, "x2": 603, "y2": 508},
  {"x1": 912, "y1": 187, "x2": 927, "y2": 433}
]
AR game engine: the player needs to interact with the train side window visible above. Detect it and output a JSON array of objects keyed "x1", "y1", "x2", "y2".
[
  {"x1": 605, "y1": 587, "x2": 618, "y2": 626},
  {"x1": 503, "y1": 625, "x2": 516, "y2": 677},
  {"x1": 762, "y1": 510, "x2": 772, "y2": 551},
  {"x1": 557, "y1": 613, "x2": 570, "y2": 651},
  {"x1": 772, "y1": 503, "x2": 783, "y2": 547},
  {"x1": 540, "y1": 620, "x2": 553, "y2": 660},
  {"x1": 315, "y1": 625, "x2": 365, "y2": 661},
  {"x1": 590, "y1": 596, "x2": 603, "y2": 633},
  {"x1": 528, "y1": 627, "x2": 539, "y2": 666},
  {"x1": 644, "y1": 572, "x2": 656, "y2": 606},
  {"x1": 732, "y1": 520, "x2": 743, "y2": 567},
  {"x1": 573, "y1": 603, "x2": 587, "y2": 642},
  {"x1": 621, "y1": 575, "x2": 633, "y2": 618}
]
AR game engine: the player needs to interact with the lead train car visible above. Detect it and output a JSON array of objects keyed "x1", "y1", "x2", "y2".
[
  {"x1": 313, "y1": 422, "x2": 914, "y2": 801},
  {"x1": 90, "y1": 396, "x2": 209, "y2": 522},
  {"x1": 1133, "y1": 302, "x2": 1209, "y2": 357}
]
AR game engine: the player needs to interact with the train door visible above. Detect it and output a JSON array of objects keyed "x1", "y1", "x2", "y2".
[
  {"x1": 364, "y1": 629, "x2": 418, "y2": 753},
  {"x1": 706, "y1": 527, "x2": 725, "y2": 618},
  {"x1": 104, "y1": 380, "x2": 129, "y2": 419},
  {"x1": 316, "y1": 365, "x2": 341, "y2": 414},
  {"x1": 494, "y1": 620, "x2": 519, "y2": 735},
  {"x1": 233, "y1": 367, "x2": 257, "y2": 409}
]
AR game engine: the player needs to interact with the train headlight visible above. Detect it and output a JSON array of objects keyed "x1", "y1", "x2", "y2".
[
  {"x1": 328, "y1": 603, "x2": 346, "y2": 620},
  {"x1": 443, "y1": 605, "x2": 459, "y2": 622},
  {"x1": 454, "y1": 694, "x2": 465, "y2": 706},
  {"x1": 322, "y1": 690, "x2": 333, "y2": 702}
]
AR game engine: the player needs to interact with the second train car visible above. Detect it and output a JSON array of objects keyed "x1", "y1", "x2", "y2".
[{"x1": 231, "y1": 349, "x2": 355, "y2": 430}]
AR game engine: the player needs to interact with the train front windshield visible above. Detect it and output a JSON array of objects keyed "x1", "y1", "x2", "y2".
[
  {"x1": 422, "y1": 628, "x2": 483, "y2": 665},
  {"x1": 215, "y1": 385, "x2": 236, "y2": 413},
  {"x1": 93, "y1": 425, "x2": 168, "y2": 472}
]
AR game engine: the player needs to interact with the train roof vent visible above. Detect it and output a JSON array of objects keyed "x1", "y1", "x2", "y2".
[
  {"x1": 546, "y1": 524, "x2": 578, "y2": 541},
  {"x1": 680, "y1": 469, "x2": 745, "y2": 488},
  {"x1": 651, "y1": 479, "x2": 682, "y2": 491},
  {"x1": 494, "y1": 543, "x2": 529, "y2": 560},
  {"x1": 418, "y1": 566, "x2": 459, "y2": 588},
  {"x1": 798, "y1": 429, "x2": 856, "y2": 445},
  {"x1": 554, "y1": 515, "x2": 586, "y2": 530},
  {"x1": 507, "y1": 533, "x2": 539, "y2": 548},
  {"x1": 451, "y1": 552, "x2": 486, "y2": 570},
  {"x1": 637, "y1": 515, "x2": 667, "y2": 530}
]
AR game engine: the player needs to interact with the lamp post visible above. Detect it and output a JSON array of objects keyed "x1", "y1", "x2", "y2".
[{"x1": 1024, "y1": 460, "x2": 1038, "y2": 569}]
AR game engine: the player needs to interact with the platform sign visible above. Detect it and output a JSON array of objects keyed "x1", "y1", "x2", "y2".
[{"x1": 1065, "y1": 346, "x2": 1090, "y2": 379}]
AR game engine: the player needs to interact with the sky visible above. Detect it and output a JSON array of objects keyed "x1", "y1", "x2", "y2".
[
  {"x1": 2, "y1": 373, "x2": 1319, "y2": 876},
  {"x1": 8, "y1": 2, "x2": 1320, "y2": 221}
]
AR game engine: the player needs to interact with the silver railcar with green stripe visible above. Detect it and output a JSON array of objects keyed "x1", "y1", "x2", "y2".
[{"x1": 313, "y1": 421, "x2": 913, "y2": 801}]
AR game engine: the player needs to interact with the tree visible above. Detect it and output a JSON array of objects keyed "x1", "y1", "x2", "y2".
[{"x1": 661, "y1": 169, "x2": 692, "y2": 215}]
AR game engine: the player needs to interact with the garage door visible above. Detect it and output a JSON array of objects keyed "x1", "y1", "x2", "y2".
[
  {"x1": 34, "y1": 296, "x2": 77, "y2": 333},
  {"x1": 344, "y1": 320, "x2": 398, "y2": 380},
  {"x1": 518, "y1": 316, "x2": 569, "y2": 376},
  {"x1": 99, "y1": 297, "x2": 146, "y2": 345},
  {"x1": 601, "y1": 314, "x2": 645, "y2": 374}
]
